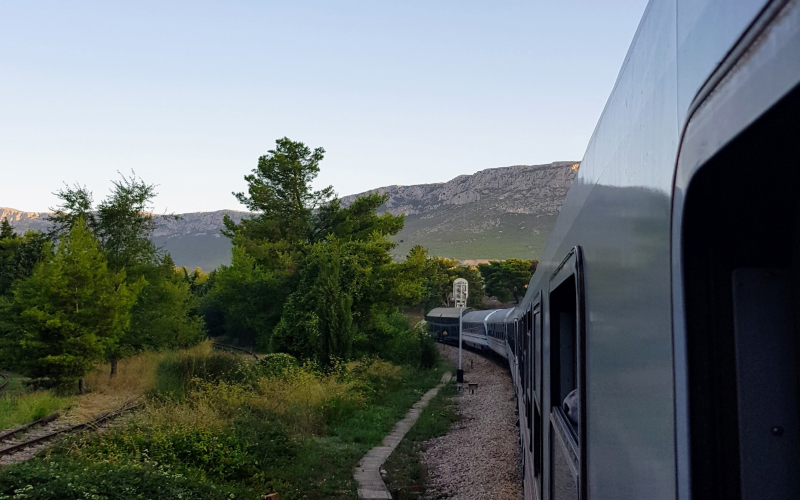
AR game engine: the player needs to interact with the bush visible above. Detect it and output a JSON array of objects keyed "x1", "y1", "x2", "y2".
[
  {"x1": 365, "y1": 312, "x2": 439, "y2": 368},
  {"x1": 256, "y1": 353, "x2": 299, "y2": 378},
  {"x1": 0, "y1": 459, "x2": 258, "y2": 500},
  {"x1": 419, "y1": 330, "x2": 438, "y2": 369},
  {"x1": 154, "y1": 353, "x2": 251, "y2": 399}
]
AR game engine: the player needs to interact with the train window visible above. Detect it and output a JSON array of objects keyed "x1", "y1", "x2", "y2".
[{"x1": 548, "y1": 247, "x2": 586, "y2": 500}]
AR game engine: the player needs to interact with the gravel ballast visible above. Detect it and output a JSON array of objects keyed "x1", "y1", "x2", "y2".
[{"x1": 422, "y1": 344, "x2": 523, "y2": 500}]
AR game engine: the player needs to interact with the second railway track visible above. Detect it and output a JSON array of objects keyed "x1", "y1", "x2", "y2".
[
  {"x1": 0, "y1": 400, "x2": 142, "y2": 461},
  {"x1": 212, "y1": 341, "x2": 259, "y2": 360}
]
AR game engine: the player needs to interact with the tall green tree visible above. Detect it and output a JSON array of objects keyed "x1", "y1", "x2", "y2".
[
  {"x1": 47, "y1": 184, "x2": 97, "y2": 239},
  {"x1": 216, "y1": 138, "x2": 406, "y2": 351},
  {"x1": 45, "y1": 174, "x2": 203, "y2": 375},
  {"x1": 95, "y1": 172, "x2": 170, "y2": 270},
  {"x1": 0, "y1": 218, "x2": 16, "y2": 240},
  {"x1": 0, "y1": 231, "x2": 50, "y2": 296},
  {"x1": 478, "y1": 259, "x2": 537, "y2": 303},
  {"x1": 226, "y1": 137, "x2": 334, "y2": 244},
  {"x1": 0, "y1": 220, "x2": 143, "y2": 391},
  {"x1": 272, "y1": 237, "x2": 356, "y2": 363},
  {"x1": 118, "y1": 254, "x2": 205, "y2": 360}
]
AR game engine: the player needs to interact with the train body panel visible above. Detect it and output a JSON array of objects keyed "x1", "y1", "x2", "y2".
[{"x1": 427, "y1": 1, "x2": 800, "y2": 498}]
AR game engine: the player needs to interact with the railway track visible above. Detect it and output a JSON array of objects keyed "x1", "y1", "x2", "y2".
[
  {"x1": 0, "y1": 400, "x2": 142, "y2": 460},
  {"x1": 212, "y1": 341, "x2": 259, "y2": 360}
]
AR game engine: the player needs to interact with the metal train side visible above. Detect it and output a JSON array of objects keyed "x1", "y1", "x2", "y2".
[{"x1": 482, "y1": 1, "x2": 800, "y2": 499}]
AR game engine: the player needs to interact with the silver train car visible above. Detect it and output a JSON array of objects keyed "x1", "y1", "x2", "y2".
[{"x1": 435, "y1": 1, "x2": 800, "y2": 499}]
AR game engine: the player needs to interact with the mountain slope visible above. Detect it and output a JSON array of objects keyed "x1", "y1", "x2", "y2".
[
  {"x1": 341, "y1": 162, "x2": 579, "y2": 260},
  {"x1": 2, "y1": 161, "x2": 578, "y2": 268}
]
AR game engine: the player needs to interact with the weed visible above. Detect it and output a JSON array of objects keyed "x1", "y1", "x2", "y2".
[
  {"x1": 0, "y1": 391, "x2": 73, "y2": 429},
  {"x1": 383, "y1": 383, "x2": 460, "y2": 494}
]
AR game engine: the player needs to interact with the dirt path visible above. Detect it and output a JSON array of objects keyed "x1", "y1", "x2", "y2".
[{"x1": 422, "y1": 344, "x2": 522, "y2": 500}]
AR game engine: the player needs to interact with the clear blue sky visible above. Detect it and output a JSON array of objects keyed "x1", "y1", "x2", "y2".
[{"x1": 0, "y1": 1, "x2": 649, "y2": 213}]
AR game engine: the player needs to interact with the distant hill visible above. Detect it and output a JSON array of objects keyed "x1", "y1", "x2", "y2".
[
  {"x1": 341, "y1": 162, "x2": 579, "y2": 260},
  {"x1": 0, "y1": 208, "x2": 248, "y2": 271},
  {"x1": 1, "y1": 162, "x2": 578, "y2": 269}
]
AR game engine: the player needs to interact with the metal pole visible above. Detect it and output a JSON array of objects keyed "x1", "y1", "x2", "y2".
[{"x1": 457, "y1": 306, "x2": 464, "y2": 383}]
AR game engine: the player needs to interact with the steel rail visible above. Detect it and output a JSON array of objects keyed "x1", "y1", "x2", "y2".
[
  {"x1": 0, "y1": 401, "x2": 142, "y2": 457},
  {"x1": 212, "y1": 342, "x2": 259, "y2": 360}
]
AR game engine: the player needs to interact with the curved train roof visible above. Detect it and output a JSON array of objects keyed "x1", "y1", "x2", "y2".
[
  {"x1": 462, "y1": 309, "x2": 499, "y2": 323},
  {"x1": 425, "y1": 308, "x2": 467, "y2": 319}
]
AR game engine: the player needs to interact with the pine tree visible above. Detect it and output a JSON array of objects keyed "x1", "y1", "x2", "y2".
[
  {"x1": 317, "y1": 242, "x2": 354, "y2": 366},
  {"x1": 0, "y1": 219, "x2": 143, "y2": 390},
  {"x1": 0, "y1": 218, "x2": 15, "y2": 240}
]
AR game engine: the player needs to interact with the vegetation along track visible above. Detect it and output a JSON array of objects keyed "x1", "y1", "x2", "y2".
[
  {"x1": 0, "y1": 373, "x2": 8, "y2": 391},
  {"x1": 0, "y1": 400, "x2": 142, "y2": 459},
  {"x1": 212, "y1": 341, "x2": 259, "y2": 360}
]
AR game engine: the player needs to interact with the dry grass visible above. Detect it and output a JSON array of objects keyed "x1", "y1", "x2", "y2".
[
  {"x1": 68, "y1": 341, "x2": 215, "y2": 422},
  {"x1": 252, "y1": 370, "x2": 358, "y2": 435}
]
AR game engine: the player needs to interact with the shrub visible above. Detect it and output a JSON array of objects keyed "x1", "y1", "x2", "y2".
[
  {"x1": 348, "y1": 357, "x2": 403, "y2": 403},
  {"x1": 154, "y1": 352, "x2": 251, "y2": 399},
  {"x1": 0, "y1": 459, "x2": 258, "y2": 500},
  {"x1": 418, "y1": 329, "x2": 439, "y2": 369},
  {"x1": 256, "y1": 353, "x2": 299, "y2": 379}
]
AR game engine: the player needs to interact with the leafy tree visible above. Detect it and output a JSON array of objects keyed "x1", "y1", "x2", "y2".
[
  {"x1": 0, "y1": 231, "x2": 51, "y2": 296},
  {"x1": 272, "y1": 238, "x2": 356, "y2": 364},
  {"x1": 47, "y1": 184, "x2": 97, "y2": 239},
  {"x1": 209, "y1": 248, "x2": 287, "y2": 348},
  {"x1": 311, "y1": 193, "x2": 404, "y2": 243},
  {"x1": 217, "y1": 138, "x2": 406, "y2": 352},
  {"x1": 478, "y1": 259, "x2": 537, "y2": 303},
  {"x1": 0, "y1": 220, "x2": 143, "y2": 391},
  {"x1": 225, "y1": 137, "x2": 334, "y2": 244},
  {"x1": 47, "y1": 172, "x2": 177, "y2": 270},
  {"x1": 0, "y1": 218, "x2": 16, "y2": 240},
  {"x1": 45, "y1": 175, "x2": 202, "y2": 375},
  {"x1": 95, "y1": 172, "x2": 169, "y2": 270},
  {"x1": 418, "y1": 253, "x2": 485, "y2": 311},
  {"x1": 117, "y1": 254, "x2": 205, "y2": 363}
]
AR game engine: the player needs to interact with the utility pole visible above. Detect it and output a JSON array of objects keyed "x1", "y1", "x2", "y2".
[{"x1": 453, "y1": 278, "x2": 468, "y2": 384}]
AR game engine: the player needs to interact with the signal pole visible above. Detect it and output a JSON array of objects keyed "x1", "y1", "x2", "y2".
[{"x1": 453, "y1": 278, "x2": 468, "y2": 384}]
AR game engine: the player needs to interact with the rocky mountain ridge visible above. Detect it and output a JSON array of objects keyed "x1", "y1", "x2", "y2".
[
  {"x1": 341, "y1": 161, "x2": 578, "y2": 217},
  {"x1": 2, "y1": 161, "x2": 578, "y2": 268}
]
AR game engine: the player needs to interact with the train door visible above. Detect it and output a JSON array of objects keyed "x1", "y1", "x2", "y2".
[
  {"x1": 546, "y1": 247, "x2": 586, "y2": 500},
  {"x1": 678, "y1": 78, "x2": 800, "y2": 499},
  {"x1": 526, "y1": 306, "x2": 533, "y2": 443},
  {"x1": 533, "y1": 294, "x2": 544, "y2": 499}
]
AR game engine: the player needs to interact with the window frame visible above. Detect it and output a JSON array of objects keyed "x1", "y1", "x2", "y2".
[{"x1": 548, "y1": 246, "x2": 587, "y2": 500}]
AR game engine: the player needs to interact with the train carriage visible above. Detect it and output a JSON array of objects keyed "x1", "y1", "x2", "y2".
[{"x1": 429, "y1": 1, "x2": 800, "y2": 498}]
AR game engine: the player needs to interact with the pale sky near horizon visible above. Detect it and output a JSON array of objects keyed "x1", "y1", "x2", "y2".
[{"x1": 1, "y1": 1, "x2": 649, "y2": 214}]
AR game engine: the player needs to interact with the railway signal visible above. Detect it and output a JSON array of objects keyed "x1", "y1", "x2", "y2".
[{"x1": 453, "y1": 278, "x2": 468, "y2": 383}]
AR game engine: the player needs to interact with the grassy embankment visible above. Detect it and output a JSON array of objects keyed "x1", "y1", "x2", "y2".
[
  {"x1": 0, "y1": 344, "x2": 212, "y2": 430},
  {"x1": 0, "y1": 341, "x2": 450, "y2": 500},
  {"x1": 383, "y1": 383, "x2": 460, "y2": 496}
]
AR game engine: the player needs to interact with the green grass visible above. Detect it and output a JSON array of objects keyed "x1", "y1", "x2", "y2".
[
  {"x1": 390, "y1": 211, "x2": 556, "y2": 261},
  {"x1": 0, "y1": 390, "x2": 73, "y2": 429},
  {"x1": 0, "y1": 357, "x2": 452, "y2": 500},
  {"x1": 383, "y1": 383, "x2": 460, "y2": 496},
  {"x1": 255, "y1": 363, "x2": 452, "y2": 499},
  {"x1": 0, "y1": 372, "x2": 73, "y2": 429}
]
